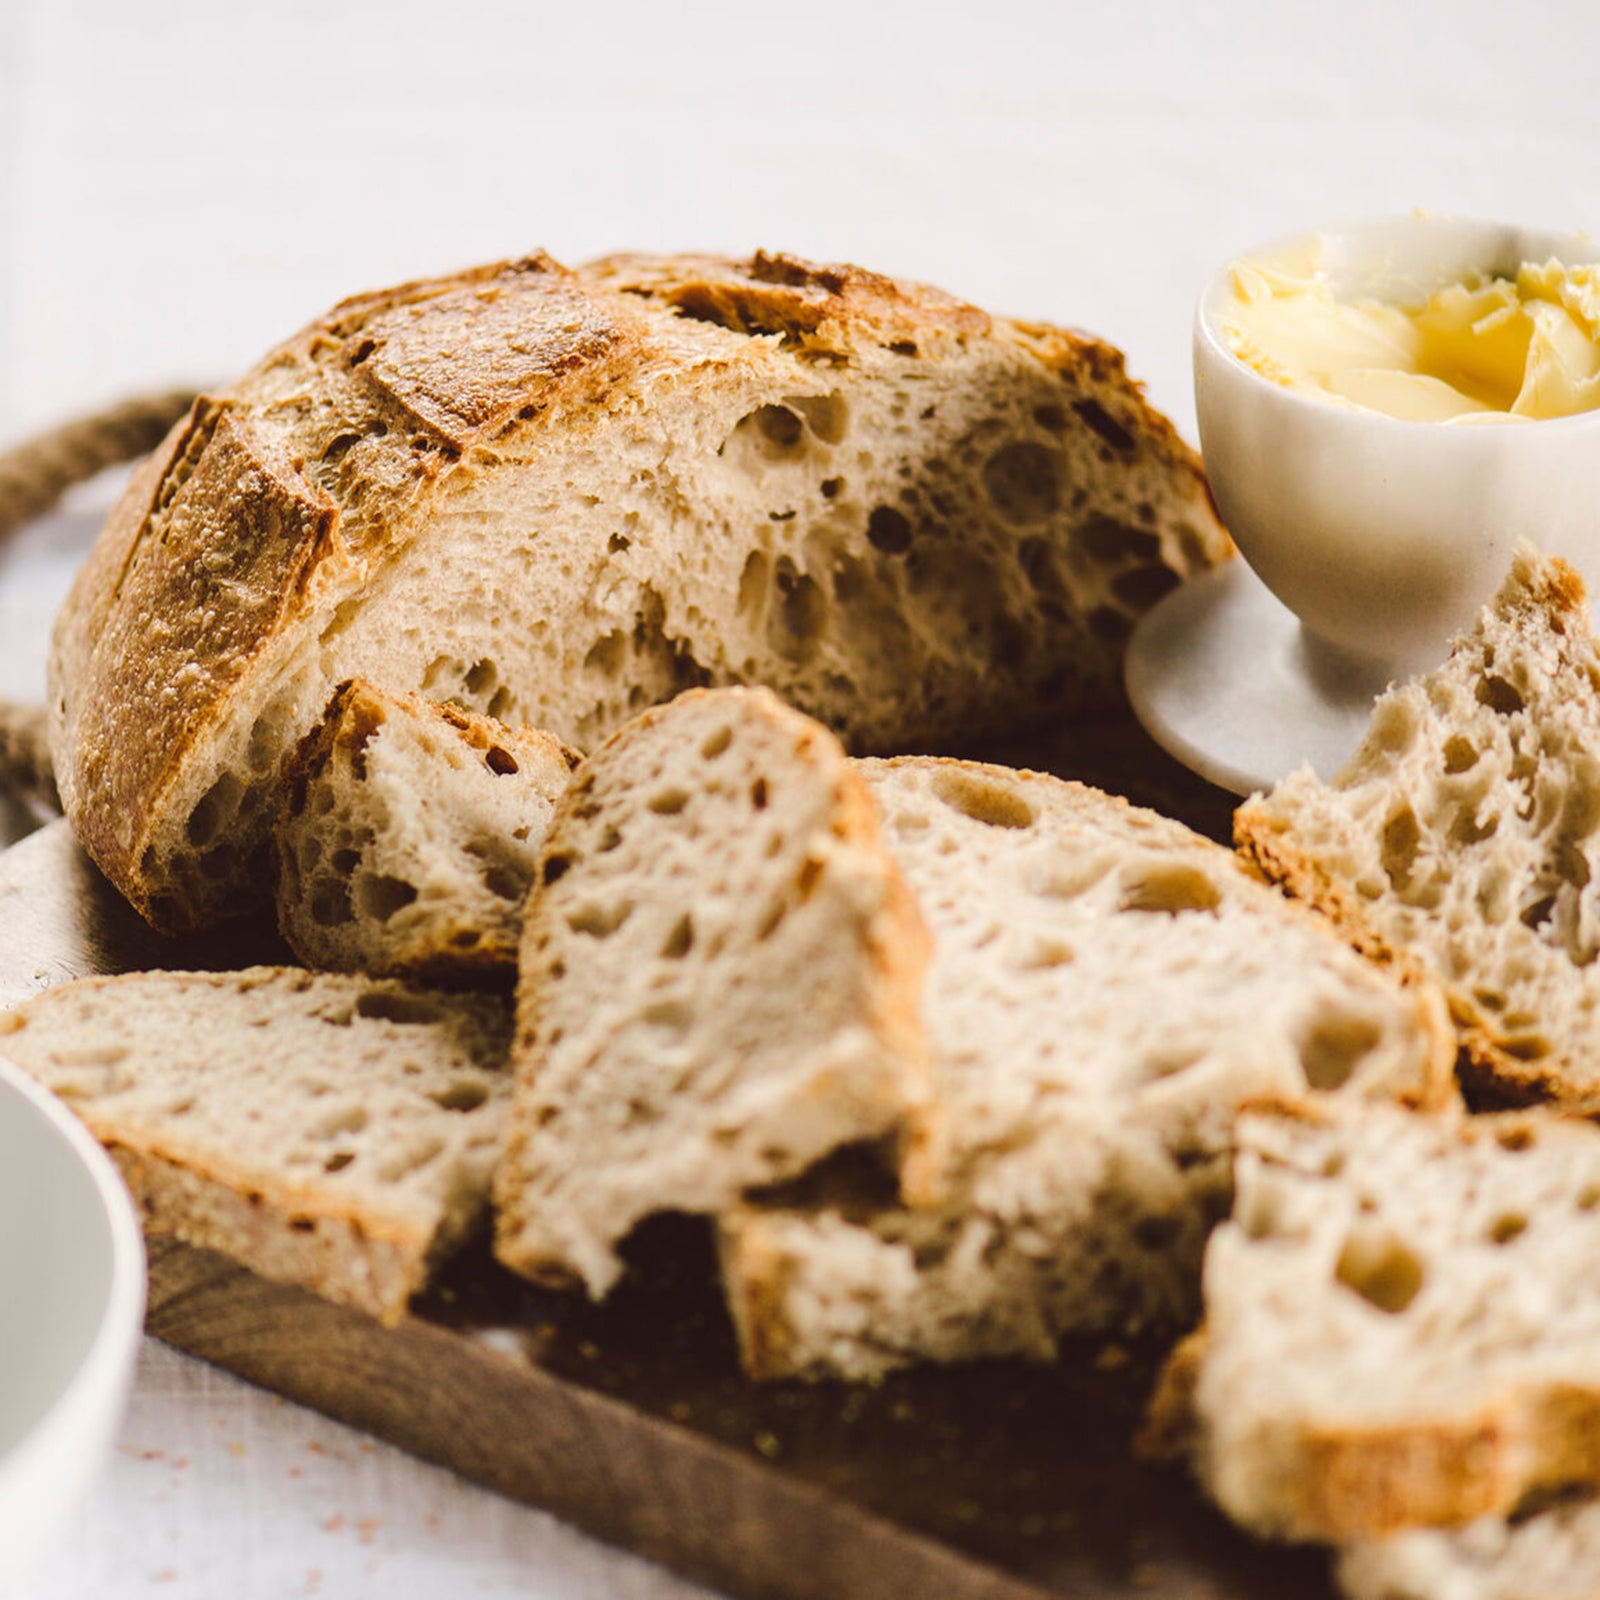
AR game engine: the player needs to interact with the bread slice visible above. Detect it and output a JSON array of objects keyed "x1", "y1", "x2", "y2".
[
  {"x1": 0, "y1": 967, "x2": 512, "y2": 1323},
  {"x1": 492, "y1": 687, "x2": 930, "y2": 1299},
  {"x1": 49, "y1": 247, "x2": 1229, "y2": 933},
  {"x1": 717, "y1": 759, "x2": 1453, "y2": 1381},
  {"x1": 1177, "y1": 1101, "x2": 1600, "y2": 1542},
  {"x1": 273, "y1": 678, "x2": 581, "y2": 979},
  {"x1": 1339, "y1": 1499, "x2": 1600, "y2": 1600},
  {"x1": 1237, "y1": 544, "x2": 1600, "y2": 1111}
]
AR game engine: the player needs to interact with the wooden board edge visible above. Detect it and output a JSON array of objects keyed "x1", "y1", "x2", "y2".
[{"x1": 147, "y1": 1238, "x2": 1047, "y2": 1600}]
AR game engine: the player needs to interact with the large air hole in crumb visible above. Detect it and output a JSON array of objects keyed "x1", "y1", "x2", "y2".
[
  {"x1": 1489, "y1": 1213, "x2": 1528, "y2": 1245},
  {"x1": 585, "y1": 631, "x2": 627, "y2": 677},
  {"x1": 702, "y1": 726, "x2": 733, "y2": 759},
  {"x1": 1443, "y1": 737, "x2": 1480, "y2": 774},
  {"x1": 1521, "y1": 894, "x2": 1557, "y2": 931},
  {"x1": 931, "y1": 768, "x2": 1035, "y2": 830},
  {"x1": 1380, "y1": 805, "x2": 1421, "y2": 890},
  {"x1": 650, "y1": 788, "x2": 690, "y2": 816},
  {"x1": 1450, "y1": 807, "x2": 1499, "y2": 847},
  {"x1": 982, "y1": 442, "x2": 1060, "y2": 524},
  {"x1": 482, "y1": 863, "x2": 525, "y2": 902},
  {"x1": 310, "y1": 880, "x2": 354, "y2": 927},
  {"x1": 465, "y1": 658, "x2": 499, "y2": 697},
  {"x1": 787, "y1": 392, "x2": 848, "y2": 443},
  {"x1": 661, "y1": 914, "x2": 695, "y2": 959},
  {"x1": 186, "y1": 771, "x2": 245, "y2": 848},
  {"x1": 769, "y1": 558, "x2": 828, "y2": 662},
  {"x1": 356, "y1": 874, "x2": 420, "y2": 923},
  {"x1": 1080, "y1": 516, "x2": 1161, "y2": 565},
  {"x1": 1296, "y1": 1010, "x2": 1383, "y2": 1092},
  {"x1": 642, "y1": 999, "x2": 691, "y2": 1038},
  {"x1": 1016, "y1": 938, "x2": 1075, "y2": 972},
  {"x1": 355, "y1": 990, "x2": 443, "y2": 1025},
  {"x1": 429, "y1": 1081, "x2": 491, "y2": 1113},
  {"x1": 866, "y1": 505, "x2": 913, "y2": 555},
  {"x1": 1335, "y1": 1224, "x2": 1425, "y2": 1313},
  {"x1": 1501, "y1": 1034, "x2": 1553, "y2": 1061},
  {"x1": 566, "y1": 900, "x2": 634, "y2": 938},
  {"x1": 1074, "y1": 398, "x2": 1135, "y2": 453},
  {"x1": 1476, "y1": 675, "x2": 1526, "y2": 715},
  {"x1": 1118, "y1": 863, "x2": 1220, "y2": 916},
  {"x1": 485, "y1": 745, "x2": 520, "y2": 776},
  {"x1": 737, "y1": 551, "x2": 769, "y2": 619}
]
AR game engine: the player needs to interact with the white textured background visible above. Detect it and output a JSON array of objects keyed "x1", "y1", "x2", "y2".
[{"x1": 5, "y1": 0, "x2": 1600, "y2": 1593}]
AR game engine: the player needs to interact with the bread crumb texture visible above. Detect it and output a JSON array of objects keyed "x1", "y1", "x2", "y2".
[
  {"x1": 1238, "y1": 544, "x2": 1600, "y2": 1111},
  {"x1": 1188, "y1": 1100, "x2": 1600, "y2": 1542},
  {"x1": 718, "y1": 759, "x2": 1451, "y2": 1381},
  {"x1": 0, "y1": 967, "x2": 511, "y2": 1322}
]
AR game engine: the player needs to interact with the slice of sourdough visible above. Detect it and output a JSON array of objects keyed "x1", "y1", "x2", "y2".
[
  {"x1": 492, "y1": 687, "x2": 931, "y2": 1299},
  {"x1": 0, "y1": 967, "x2": 512, "y2": 1324},
  {"x1": 49, "y1": 247, "x2": 1229, "y2": 934},
  {"x1": 1237, "y1": 544, "x2": 1600, "y2": 1111},
  {"x1": 1339, "y1": 1498, "x2": 1600, "y2": 1600},
  {"x1": 717, "y1": 759, "x2": 1453, "y2": 1382},
  {"x1": 1180, "y1": 1101, "x2": 1600, "y2": 1543},
  {"x1": 274, "y1": 678, "x2": 581, "y2": 979}
]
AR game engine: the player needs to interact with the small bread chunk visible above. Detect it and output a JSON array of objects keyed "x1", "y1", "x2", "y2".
[
  {"x1": 1180, "y1": 1102, "x2": 1600, "y2": 1542},
  {"x1": 1340, "y1": 1498, "x2": 1600, "y2": 1600},
  {"x1": 274, "y1": 679, "x2": 581, "y2": 979},
  {"x1": 1237, "y1": 544, "x2": 1600, "y2": 1111},
  {"x1": 718, "y1": 760, "x2": 1452, "y2": 1381},
  {"x1": 0, "y1": 967, "x2": 512, "y2": 1324},
  {"x1": 492, "y1": 688, "x2": 930, "y2": 1299}
]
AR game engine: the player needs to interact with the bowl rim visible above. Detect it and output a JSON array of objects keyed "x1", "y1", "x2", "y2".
[
  {"x1": 0, "y1": 1050, "x2": 145, "y2": 1480},
  {"x1": 1194, "y1": 211, "x2": 1600, "y2": 435}
]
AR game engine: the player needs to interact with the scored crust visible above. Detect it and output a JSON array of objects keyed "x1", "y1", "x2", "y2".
[{"x1": 49, "y1": 247, "x2": 1229, "y2": 932}]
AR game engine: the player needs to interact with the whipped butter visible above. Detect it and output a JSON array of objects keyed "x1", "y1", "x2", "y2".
[{"x1": 1220, "y1": 252, "x2": 1600, "y2": 422}]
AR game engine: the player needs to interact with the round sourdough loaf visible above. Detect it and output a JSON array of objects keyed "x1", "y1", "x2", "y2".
[{"x1": 49, "y1": 248, "x2": 1229, "y2": 931}]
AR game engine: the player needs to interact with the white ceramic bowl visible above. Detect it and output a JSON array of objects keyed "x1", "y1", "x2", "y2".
[
  {"x1": 0, "y1": 1051, "x2": 145, "y2": 1587},
  {"x1": 1194, "y1": 214, "x2": 1600, "y2": 675}
]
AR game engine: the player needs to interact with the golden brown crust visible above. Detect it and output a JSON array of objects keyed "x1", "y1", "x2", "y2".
[
  {"x1": 1280, "y1": 1381, "x2": 1600, "y2": 1540},
  {"x1": 1135, "y1": 1327, "x2": 1209, "y2": 1464},
  {"x1": 59, "y1": 402, "x2": 342, "y2": 926},
  {"x1": 1235, "y1": 798, "x2": 1563, "y2": 1115},
  {"x1": 108, "y1": 1137, "x2": 424, "y2": 1326}
]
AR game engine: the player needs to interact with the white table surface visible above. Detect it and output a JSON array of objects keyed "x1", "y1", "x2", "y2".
[{"x1": 5, "y1": 1, "x2": 1600, "y2": 1593}]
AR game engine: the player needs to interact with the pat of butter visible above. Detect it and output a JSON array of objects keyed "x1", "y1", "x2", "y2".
[{"x1": 1220, "y1": 253, "x2": 1600, "y2": 423}]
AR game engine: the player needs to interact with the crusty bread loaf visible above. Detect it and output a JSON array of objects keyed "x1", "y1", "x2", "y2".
[
  {"x1": 1237, "y1": 544, "x2": 1600, "y2": 1111},
  {"x1": 492, "y1": 687, "x2": 930, "y2": 1299},
  {"x1": 274, "y1": 678, "x2": 581, "y2": 979},
  {"x1": 0, "y1": 966, "x2": 511, "y2": 1323},
  {"x1": 49, "y1": 248, "x2": 1229, "y2": 933},
  {"x1": 1339, "y1": 1499, "x2": 1600, "y2": 1600},
  {"x1": 718, "y1": 760, "x2": 1453, "y2": 1382},
  {"x1": 1176, "y1": 1101, "x2": 1600, "y2": 1542}
]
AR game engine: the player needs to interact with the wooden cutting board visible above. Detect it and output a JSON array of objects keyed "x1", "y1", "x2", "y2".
[{"x1": 0, "y1": 727, "x2": 1339, "y2": 1600}]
